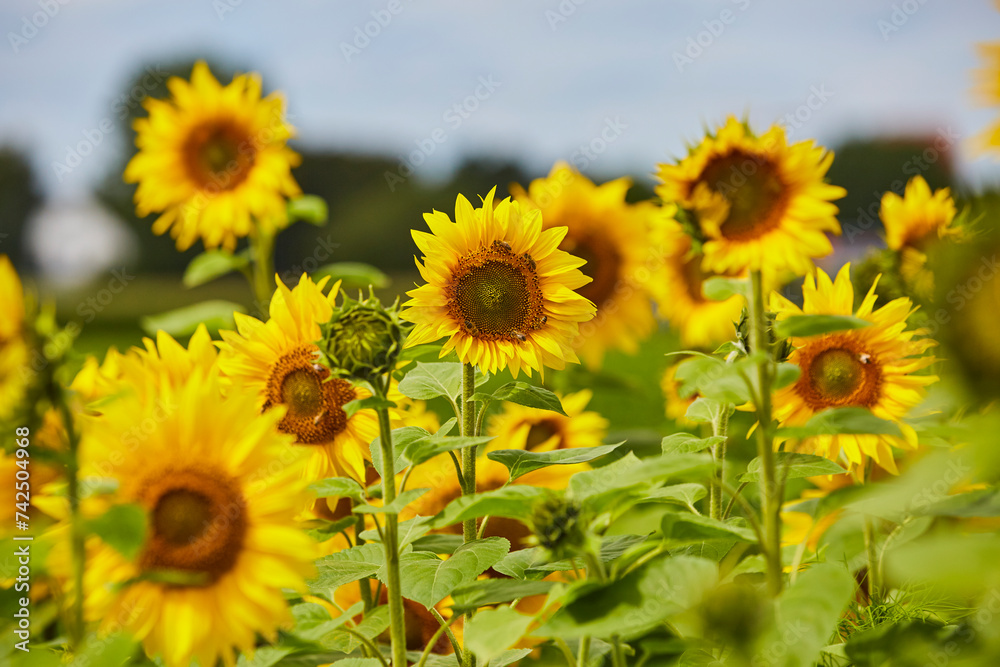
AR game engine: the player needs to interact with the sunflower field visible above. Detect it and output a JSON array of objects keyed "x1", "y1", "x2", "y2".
[{"x1": 4, "y1": 7, "x2": 1000, "y2": 667}]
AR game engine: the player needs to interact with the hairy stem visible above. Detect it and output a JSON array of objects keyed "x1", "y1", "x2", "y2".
[
  {"x1": 250, "y1": 227, "x2": 276, "y2": 311},
  {"x1": 461, "y1": 362, "x2": 477, "y2": 543},
  {"x1": 709, "y1": 409, "x2": 730, "y2": 520},
  {"x1": 375, "y1": 392, "x2": 407, "y2": 667}
]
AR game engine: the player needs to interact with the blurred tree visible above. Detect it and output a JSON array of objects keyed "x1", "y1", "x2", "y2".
[{"x1": 0, "y1": 146, "x2": 42, "y2": 270}]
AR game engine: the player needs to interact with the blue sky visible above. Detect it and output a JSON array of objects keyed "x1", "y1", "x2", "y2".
[{"x1": 2, "y1": 0, "x2": 1000, "y2": 202}]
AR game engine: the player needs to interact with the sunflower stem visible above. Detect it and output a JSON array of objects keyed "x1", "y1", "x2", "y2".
[
  {"x1": 374, "y1": 392, "x2": 408, "y2": 667},
  {"x1": 709, "y1": 409, "x2": 729, "y2": 520},
  {"x1": 249, "y1": 227, "x2": 276, "y2": 312},
  {"x1": 460, "y1": 362, "x2": 478, "y2": 667},
  {"x1": 863, "y1": 459, "x2": 882, "y2": 603},
  {"x1": 749, "y1": 270, "x2": 783, "y2": 596},
  {"x1": 353, "y1": 505, "x2": 374, "y2": 612}
]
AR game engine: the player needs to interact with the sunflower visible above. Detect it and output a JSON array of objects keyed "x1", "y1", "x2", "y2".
[
  {"x1": 661, "y1": 362, "x2": 697, "y2": 426},
  {"x1": 64, "y1": 348, "x2": 316, "y2": 667},
  {"x1": 771, "y1": 265, "x2": 937, "y2": 474},
  {"x1": 124, "y1": 61, "x2": 301, "y2": 251},
  {"x1": 218, "y1": 274, "x2": 380, "y2": 483},
  {"x1": 652, "y1": 214, "x2": 744, "y2": 348},
  {"x1": 0, "y1": 255, "x2": 29, "y2": 423},
  {"x1": 511, "y1": 163, "x2": 658, "y2": 368},
  {"x1": 880, "y1": 175, "x2": 960, "y2": 298},
  {"x1": 655, "y1": 116, "x2": 845, "y2": 277},
  {"x1": 487, "y1": 389, "x2": 607, "y2": 455},
  {"x1": 402, "y1": 188, "x2": 597, "y2": 378},
  {"x1": 974, "y1": 38, "x2": 1000, "y2": 152}
]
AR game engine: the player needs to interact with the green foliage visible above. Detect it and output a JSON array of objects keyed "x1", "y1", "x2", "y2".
[
  {"x1": 314, "y1": 262, "x2": 390, "y2": 290},
  {"x1": 778, "y1": 407, "x2": 903, "y2": 439},
  {"x1": 487, "y1": 442, "x2": 622, "y2": 482},
  {"x1": 182, "y1": 249, "x2": 250, "y2": 287},
  {"x1": 741, "y1": 452, "x2": 848, "y2": 483},
  {"x1": 464, "y1": 608, "x2": 535, "y2": 663},
  {"x1": 84, "y1": 503, "x2": 148, "y2": 561},
  {"x1": 774, "y1": 314, "x2": 872, "y2": 338},
  {"x1": 140, "y1": 299, "x2": 244, "y2": 336},
  {"x1": 387, "y1": 537, "x2": 510, "y2": 608},
  {"x1": 309, "y1": 543, "x2": 385, "y2": 590},
  {"x1": 472, "y1": 382, "x2": 567, "y2": 415},
  {"x1": 661, "y1": 433, "x2": 726, "y2": 454},
  {"x1": 430, "y1": 485, "x2": 552, "y2": 529},
  {"x1": 287, "y1": 194, "x2": 329, "y2": 226}
]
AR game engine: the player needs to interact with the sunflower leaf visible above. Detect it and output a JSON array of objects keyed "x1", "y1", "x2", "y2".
[
  {"x1": 288, "y1": 194, "x2": 329, "y2": 226},
  {"x1": 140, "y1": 300, "x2": 245, "y2": 337},
  {"x1": 182, "y1": 249, "x2": 249, "y2": 288},
  {"x1": 309, "y1": 477, "x2": 365, "y2": 502},
  {"x1": 387, "y1": 537, "x2": 510, "y2": 608},
  {"x1": 777, "y1": 407, "x2": 903, "y2": 439},
  {"x1": 487, "y1": 442, "x2": 623, "y2": 482},
  {"x1": 661, "y1": 512, "x2": 757, "y2": 543},
  {"x1": 370, "y1": 426, "x2": 432, "y2": 478},
  {"x1": 353, "y1": 487, "x2": 428, "y2": 515},
  {"x1": 323, "y1": 605, "x2": 390, "y2": 653},
  {"x1": 343, "y1": 395, "x2": 396, "y2": 420},
  {"x1": 471, "y1": 382, "x2": 568, "y2": 415},
  {"x1": 430, "y1": 485, "x2": 552, "y2": 530},
  {"x1": 84, "y1": 503, "x2": 147, "y2": 562},
  {"x1": 661, "y1": 434, "x2": 726, "y2": 454},
  {"x1": 740, "y1": 452, "x2": 847, "y2": 483},
  {"x1": 774, "y1": 314, "x2": 872, "y2": 338},
  {"x1": 464, "y1": 607, "x2": 536, "y2": 663},
  {"x1": 309, "y1": 543, "x2": 385, "y2": 590},
  {"x1": 405, "y1": 434, "x2": 495, "y2": 468},
  {"x1": 398, "y1": 362, "x2": 464, "y2": 401},
  {"x1": 702, "y1": 276, "x2": 748, "y2": 301},
  {"x1": 451, "y1": 579, "x2": 555, "y2": 613},
  {"x1": 314, "y1": 262, "x2": 390, "y2": 290}
]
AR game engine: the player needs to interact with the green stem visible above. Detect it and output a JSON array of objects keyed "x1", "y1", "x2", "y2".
[
  {"x1": 250, "y1": 228, "x2": 276, "y2": 310},
  {"x1": 709, "y1": 409, "x2": 730, "y2": 520},
  {"x1": 749, "y1": 270, "x2": 783, "y2": 596},
  {"x1": 353, "y1": 504, "x2": 374, "y2": 612},
  {"x1": 374, "y1": 387, "x2": 407, "y2": 667},
  {"x1": 54, "y1": 392, "x2": 84, "y2": 651},
  {"x1": 578, "y1": 636, "x2": 591, "y2": 667},
  {"x1": 863, "y1": 460, "x2": 881, "y2": 603},
  {"x1": 461, "y1": 362, "x2": 477, "y2": 543},
  {"x1": 429, "y1": 608, "x2": 464, "y2": 659}
]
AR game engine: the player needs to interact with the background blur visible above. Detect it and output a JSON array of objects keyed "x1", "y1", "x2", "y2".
[{"x1": 0, "y1": 0, "x2": 998, "y2": 366}]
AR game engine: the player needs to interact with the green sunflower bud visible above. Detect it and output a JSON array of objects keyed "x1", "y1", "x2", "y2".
[
  {"x1": 736, "y1": 305, "x2": 792, "y2": 362},
  {"x1": 528, "y1": 496, "x2": 591, "y2": 562},
  {"x1": 318, "y1": 289, "x2": 409, "y2": 384}
]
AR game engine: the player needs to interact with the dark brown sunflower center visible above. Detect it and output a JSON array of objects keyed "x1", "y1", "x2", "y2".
[
  {"x1": 182, "y1": 120, "x2": 256, "y2": 190},
  {"x1": 525, "y1": 420, "x2": 561, "y2": 451},
  {"x1": 699, "y1": 150, "x2": 788, "y2": 241},
  {"x1": 448, "y1": 241, "x2": 546, "y2": 342},
  {"x1": 265, "y1": 345, "x2": 357, "y2": 444},
  {"x1": 561, "y1": 234, "x2": 622, "y2": 308},
  {"x1": 796, "y1": 338, "x2": 882, "y2": 410},
  {"x1": 140, "y1": 468, "x2": 247, "y2": 582}
]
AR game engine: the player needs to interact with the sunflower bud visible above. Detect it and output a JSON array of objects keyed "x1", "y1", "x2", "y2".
[
  {"x1": 735, "y1": 306, "x2": 792, "y2": 362},
  {"x1": 318, "y1": 289, "x2": 408, "y2": 384},
  {"x1": 528, "y1": 496, "x2": 591, "y2": 561}
]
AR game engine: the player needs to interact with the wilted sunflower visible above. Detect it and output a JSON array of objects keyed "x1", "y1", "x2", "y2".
[
  {"x1": 218, "y1": 275, "x2": 379, "y2": 483},
  {"x1": 771, "y1": 265, "x2": 937, "y2": 474},
  {"x1": 880, "y1": 175, "x2": 960, "y2": 298},
  {"x1": 511, "y1": 163, "x2": 657, "y2": 368},
  {"x1": 402, "y1": 188, "x2": 596, "y2": 378},
  {"x1": 487, "y1": 389, "x2": 607, "y2": 454},
  {"x1": 656, "y1": 116, "x2": 845, "y2": 277},
  {"x1": 124, "y1": 61, "x2": 301, "y2": 251},
  {"x1": 652, "y1": 215, "x2": 743, "y2": 348},
  {"x1": 0, "y1": 255, "x2": 29, "y2": 423}
]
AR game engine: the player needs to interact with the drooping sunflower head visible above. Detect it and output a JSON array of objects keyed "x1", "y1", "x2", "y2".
[
  {"x1": 74, "y1": 365, "x2": 316, "y2": 667},
  {"x1": 511, "y1": 163, "x2": 658, "y2": 368},
  {"x1": 124, "y1": 61, "x2": 302, "y2": 251},
  {"x1": 656, "y1": 117, "x2": 845, "y2": 277},
  {"x1": 402, "y1": 188, "x2": 597, "y2": 378},
  {"x1": 771, "y1": 264, "x2": 938, "y2": 473},
  {"x1": 218, "y1": 274, "x2": 377, "y2": 482},
  {"x1": 651, "y1": 213, "x2": 744, "y2": 348},
  {"x1": 487, "y1": 389, "x2": 608, "y2": 454}
]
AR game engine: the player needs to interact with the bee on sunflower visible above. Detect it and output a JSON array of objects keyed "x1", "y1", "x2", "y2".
[
  {"x1": 656, "y1": 116, "x2": 845, "y2": 277},
  {"x1": 511, "y1": 163, "x2": 658, "y2": 369},
  {"x1": 124, "y1": 61, "x2": 301, "y2": 251},
  {"x1": 217, "y1": 274, "x2": 381, "y2": 483},
  {"x1": 771, "y1": 265, "x2": 938, "y2": 474},
  {"x1": 402, "y1": 187, "x2": 596, "y2": 378}
]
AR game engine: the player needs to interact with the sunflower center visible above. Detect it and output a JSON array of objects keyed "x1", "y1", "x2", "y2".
[
  {"x1": 525, "y1": 420, "x2": 561, "y2": 451},
  {"x1": 563, "y1": 234, "x2": 622, "y2": 308},
  {"x1": 182, "y1": 120, "x2": 256, "y2": 191},
  {"x1": 796, "y1": 337, "x2": 882, "y2": 410},
  {"x1": 700, "y1": 150, "x2": 788, "y2": 241},
  {"x1": 448, "y1": 241, "x2": 546, "y2": 342},
  {"x1": 140, "y1": 468, "x2": 247, "y2": 583},
  {"x1": 265, "y1": 345, "x2": 357, "y2": 444}
]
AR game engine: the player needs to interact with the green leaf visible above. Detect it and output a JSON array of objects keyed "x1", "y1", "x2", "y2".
[
  {"x1": 534, "y1": 555, "x2": 717, "y2": 640},
  {"x1": 309, "y1": 543, "x2": 384, "y2": 590},
  {"x1": 72, "y1": 633, "x2": 139, "y2": 667},
  {"x1": 398, "y1": 362, "x2": 464, "y2": 401},
  {"x1": 308, "y1": 477, "x2": 364, "y2": 502},
  {"x1": 774, "y1": 314, "x2": 872, "y2": 338},
  {"x1": 919, "y1": 489, "x2": 1000, "y2": 517},
  {"x1": 702, "y1": 276, "x2": 748, "y2": 301},
  {"x1": 755, "y1": 562, "x2": 855, "y2": 667},
  {"x1": 685, "y1": 397, "x2": 734, "y2": 424},
  {"x1": 487, "y1": 443, "x2": 623, "y2": 482},
  {"x1": 405, "y1": 433, "x2": 495, "y2": 469},
  {"x1": 354, "y1": 487, "x2": 428, "y2": 515},
  {"x1": 647, "y1": 483, "x2": 708, "y2": 508},
  {"x1": 661, "y1": 512, "x2": 756, "y2": 543},
  {"x1": 411, "y1": 533, "x2": 465, "y2": 554},
  {"x1": 324, "y1": 660, "x2": 384, "y2": 667},
  {"x1": 675, "y1": 357, "x2": 753, "y2": 405},
  {"x1": 472, "y1": 382, "x2": 567, "y2": 415},
  {"x1": 774, "y1": 362, "x2": 802, "y2": 390},
  {"x1": 487, "y1": 649, "x2": 533, "y2": 667},
  {"x1": 140, "y1": 300, "x2": 245, "y2": 337},
  {"x1": 465, "y1": 606, "x2": 536, "y2": 664},
  {"x1": 884, "y1": 532, "x2": 1000, "y2": 596},
  {"x1": 370, "y1": 426, "x2": 433, "y2": 478},
  {"x1": 359, "y1": 516, "x2": 434, "y2": 550},
  {"x1": 343, "y1": 395, "x2": 396, "y2": 420},
  {"x1": 288, "y1": 194, "x2": 329, "y2": 225},
  {"x1": 451, "y1": 579, "x2": 555, "y2": 613},
  {"x1": 777, "y1": 407, "x2": 902, "y2": 439},
  {"x1": 569, "y1": 452, "x2": 714, "y2": 503},
  {"x1": 430, "y1": 486, "x2": 551, "y2": 530},
  {"x1": 314, "y1": 261, "x2": 390, "y2": 290},
  {"x1": 661, "y1": 433, "x2": 725, "y2": 455},
  {"x1": 741, "y1": 452, "x2": 847, "y2": 483},
  {"x1": 85, "y1": 504, "x2": 147, "y2": 561},
  {"x1": 305, "y1": 516, "x2": 358, "y2": 541},
  {"x1": 182, "y1": 249, "x2": 249, "y2": 287},
  {"x1": 290, "y1": 600, "x2": 360, "y2": 642},
  {"x1": 389, "y1": 537, "x2": 510, "y2": 608},
  {"x1": 323, "y1": 606, "x2": 390, "y2": 653}
]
